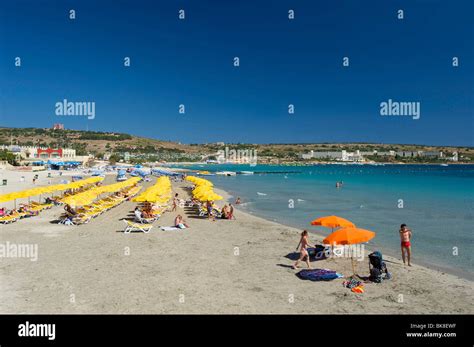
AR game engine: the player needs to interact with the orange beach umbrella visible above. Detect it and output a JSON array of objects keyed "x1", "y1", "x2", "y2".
[
  {"x1": 311, "y1": 215, "x2": 355, "y2": 229},
  {"x1": 323, "y1": 227, "x2": 375, "y2": 246},
  {"x1": 323, "y1": 227, "x2": 376, "y2": 276}
]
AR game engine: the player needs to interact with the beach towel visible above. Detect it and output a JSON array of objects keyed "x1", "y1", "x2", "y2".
[
  {"x1": 343, "y1": 278, "x2": 362, "y2": 289},
  {"x1": 296, "y1": 269, "x2": 342, "y2": 281},
  {"x1": 351, "y1": 285, "x2": 364, "y2": 293},
  {"x1": 160, "y1": 226, "x2": 179, "y2": 231}
]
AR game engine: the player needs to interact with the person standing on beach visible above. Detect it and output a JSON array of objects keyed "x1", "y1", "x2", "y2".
[
  {"x1": 293, "y1": 230, "x2": 313, "y2": 269},
  {"x1": 399, "y1": 224, "x2": 412, "y2": 266},
  {"x1": 206, "y1": 200, "x2": 215, "y2": 221},
  {"x1": 172, "y1": 193, "x2": 179, "y2": 212}
]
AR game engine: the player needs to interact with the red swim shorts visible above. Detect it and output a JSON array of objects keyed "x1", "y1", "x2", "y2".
[{"x1": 401, "y1": 241, "x2": 411, "y2": 248}]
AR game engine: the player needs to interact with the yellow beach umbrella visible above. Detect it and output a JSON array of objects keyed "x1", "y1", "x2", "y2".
[{"x1": 197, "y1": 192, "x2": 222, "y2": 201}]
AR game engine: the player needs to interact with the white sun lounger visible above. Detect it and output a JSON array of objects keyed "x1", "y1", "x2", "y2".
[{"x1": 123, "y1": 220, "x2": 153, "y2": 233}]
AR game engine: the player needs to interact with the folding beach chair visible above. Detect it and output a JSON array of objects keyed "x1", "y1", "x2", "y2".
[
  {"x1": 0, "y1": 216, "x2": 17, "y2": 224},
  {"x1": 123, "y1": 220, "x2": 153, "y2": 233},
  {"x1": 134, "y1": 215, "x2": 156, "y2": 224},
  {"x1": 71, "y1": 214, "x2": 92, "y2": 225},
  {"x1": 198, "y1": 206, "x2": 208, "y2": 217}
]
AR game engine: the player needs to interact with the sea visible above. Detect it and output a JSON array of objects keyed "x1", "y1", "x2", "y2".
[{"x1": 169, "y1": 164, "x2": 474, "y2": 279}]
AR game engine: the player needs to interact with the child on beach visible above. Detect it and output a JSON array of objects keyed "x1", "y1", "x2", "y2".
[
  {"x1": 293, "y1": 230, "x2": 314, "y2": 269},
  {"x1": 174, "y1": 215, "x2": 189, "y2": 229},
  {"x1": 206, "y1": 200, "x2": 215, "y2": 221},
  {"x1": 172, "y1": 193, "x2": 179, "y2": 212},
  {"x1": 221, "y1": 204, "x2": 229, "y2": 219},
  {"x1": 228, "y1": 203, "x2": 235, "y2": 220},
  {"x1": 399, "y1": 224, "x2": 412, "y2": 266}
]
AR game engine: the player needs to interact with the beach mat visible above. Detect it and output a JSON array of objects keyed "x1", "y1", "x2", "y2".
[{"x1": 296, "y1": 269, "x2": 342, "y2": 281}]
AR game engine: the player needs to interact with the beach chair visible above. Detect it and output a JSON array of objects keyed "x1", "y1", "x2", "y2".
[
  {"x1": 72, "y1": 214, "x2": 92, "y2": 225},
  {"x1": 198, "y1": 206, "x2": 208, "y2": 217},
  {"x1": 9, "y1": 211, "x2": 29, "y2": 219},
  {"x1": 31, "y1": 202, "x2": 53, "y2": 210},
  {"x1": 59, "y1": 212, "x2": 91, "y2": 225},
  {"x1": 134, "y1": 215, "x2": 156, "y2": 224},
  {"x1": 123, "y1": 220, "x2": 153, "y2": 233},
  {"x1": 0, "y1": 215, "x2": 17, "y2": 224},
  {"x1": 212, "y1": 208, "x2": 222, "y2": 218}
]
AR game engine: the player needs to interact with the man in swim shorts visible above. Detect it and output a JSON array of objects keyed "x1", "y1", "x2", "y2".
[{"x1": 399, "y1": 223, "x2": 412, "y2": 267}]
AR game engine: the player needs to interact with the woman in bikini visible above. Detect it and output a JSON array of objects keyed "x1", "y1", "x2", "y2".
[{"x1": 293, "y1": 230, "x2": 313, "y2": 269}]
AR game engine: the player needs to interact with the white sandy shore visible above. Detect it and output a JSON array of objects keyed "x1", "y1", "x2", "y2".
[{"x1": 0, "y1": 169, "x2": 473, "y2": 314}]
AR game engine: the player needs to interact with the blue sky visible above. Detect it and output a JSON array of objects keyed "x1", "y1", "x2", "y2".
[{"x1": 0, "y1": 0, "x2": 473, "y2": 146}]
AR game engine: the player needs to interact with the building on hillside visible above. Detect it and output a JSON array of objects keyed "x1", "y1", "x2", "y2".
[
  {"x1": 0, "y1": 145, "x2": 89, "y2": 165},
  {"x1": 299, "y1": 150, "x2": 363, "y2": 162},
  {"x1": 52, "y1": 123, "x2": 65, "y2": 130},
  {"x1": 299, "y1": 149, "x2": 450, "y2": 161},
  {"x1": 423, "y1": 151, "x2": 444, "y2": 159}
]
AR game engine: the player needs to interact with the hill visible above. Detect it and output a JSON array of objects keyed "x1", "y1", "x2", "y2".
[{"x1": 0, "y1": 126, "x2": 472, "y2": 163}]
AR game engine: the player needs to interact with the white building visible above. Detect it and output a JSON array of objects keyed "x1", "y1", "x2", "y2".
[{"x1": 300, "y1": 150, "x2": 362, "y2": 162}]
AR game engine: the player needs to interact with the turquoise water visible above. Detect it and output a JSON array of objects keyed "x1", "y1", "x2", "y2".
[{"x1": 170, "y1": 164, "x2": 474, "y2": 278}]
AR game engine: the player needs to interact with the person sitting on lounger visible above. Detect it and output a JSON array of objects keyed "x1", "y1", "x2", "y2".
[
  {"x1": 64, "y1": 204, "x2": 77, "y2": 216},
  {"x1": 142, "y1": 206, "x2": 154, "y2": 219},
  {"x1": 293, "y1": 230, "x2": 314, "y2": 269},
  {"x1": 174, "y1": 214, "x2": 189, "y2": 229},
  {"x1": 134, "y1": 207, "x2": 143, "y2": 220},
  {"x1": 18, "y1": 205, "x2": 33, "y2": 216}
]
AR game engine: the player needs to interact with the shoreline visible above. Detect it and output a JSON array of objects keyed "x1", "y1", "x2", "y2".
[
  {"x1": 164, "y1": 162, "x2": 474, "y2": 166},
  {"x1": 214, "y1": 188, "x2": 474, "y2": 282}
]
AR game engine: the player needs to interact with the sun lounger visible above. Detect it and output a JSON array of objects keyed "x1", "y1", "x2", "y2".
[
  {"x1": 0, "y1": 216, "x2": 17, "y2": 224},
  {"x1": 71, "y1": 214, "x2": 92, "y2": 225},
  {"x1": 123, "y1": 220, "x2": 153, "y2": 233},
  {"x1": 134, "y1": 215, "x2": 156, "y2": 224}
]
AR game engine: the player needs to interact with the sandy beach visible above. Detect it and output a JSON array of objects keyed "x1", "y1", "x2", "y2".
[{"x1": 0, "y1": 169, "x2": 473, "y2": 314}]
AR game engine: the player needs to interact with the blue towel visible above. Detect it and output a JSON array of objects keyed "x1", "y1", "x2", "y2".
[{"x1": 296, "y1": 269, "x2": 342, "y2": 281}]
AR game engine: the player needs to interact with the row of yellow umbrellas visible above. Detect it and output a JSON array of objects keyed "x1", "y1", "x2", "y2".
[
  {"x1": 132, "y1": 176, "x2": 172, "y2": 203},
  {"x1": 0, "y1": 176, "x2": 104, "y2": 204},
  {"x1": 62, "y1": 177, "x2": 141, "y2": 207},
  {"x1": 186, "y1": 176, "x2": 223, "y2": 201}
]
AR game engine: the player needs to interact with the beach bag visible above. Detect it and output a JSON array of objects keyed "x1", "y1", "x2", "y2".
[
  {"x1": 369, "y1": 267, "x2": 383, "y2": 283},
  {"x1": 369, "y1": 251, "x2": 383, "y2": 270},
  {"x1": 307, "y1": 245, "x2": 327, "y2": 259}
]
